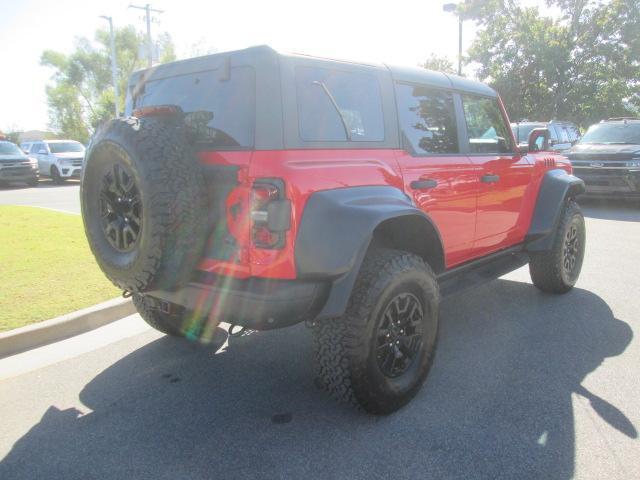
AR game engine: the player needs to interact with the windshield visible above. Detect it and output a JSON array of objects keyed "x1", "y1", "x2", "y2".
[
  {"x1": 579, "y1": 123, "x2": 640, "y2": 145},
  {"x1": 511, "y1": 123, "x2": 544, "y2": 143},
  {"x1": 0, "y1": 142, "x2": 24, "y2": 155},
  {"x1": 47, "y1": 142, "x2": 84, "y2": 153}
]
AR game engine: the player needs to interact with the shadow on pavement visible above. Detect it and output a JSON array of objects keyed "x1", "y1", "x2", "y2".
[
  {"x1": 579, "y1": 197, "x2": 640, "y2": 222},
  {"x1": 0, "y1": 280, "x2": 635, "y2": 479}
]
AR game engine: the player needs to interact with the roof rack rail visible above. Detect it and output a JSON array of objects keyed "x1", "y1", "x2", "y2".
[{"x1": 605, "y1": 117, "x2": 640, "y2": 122}]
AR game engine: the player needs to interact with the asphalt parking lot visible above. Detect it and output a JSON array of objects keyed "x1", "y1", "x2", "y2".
[
  {"x1": 0, "y1": 198, "x2": 639, "y2": 479},
  {"x1": 0, "y1": 181, "x2": 80, "y2": 214}
]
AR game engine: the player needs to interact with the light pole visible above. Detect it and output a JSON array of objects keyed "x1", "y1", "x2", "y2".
[
  {"x1": 443, "y1": 3, "x2": 463, "y2": 76},
  {"x1": 129, "y1": 4, "x2": 164, "y2": 68},
  {"x1": 100, "y1": 15, "x2": 119, "y2": 117}
]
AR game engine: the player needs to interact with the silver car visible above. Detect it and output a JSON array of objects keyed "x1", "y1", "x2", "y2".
[{"x1": 25, "y1": 140, "x2": 85, "y2": 184}]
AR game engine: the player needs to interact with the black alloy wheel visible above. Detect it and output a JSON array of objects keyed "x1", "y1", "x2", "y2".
[
  {"x1": 375, "y1": 292, "x2": 424, "y2": 378},
  {"x1": 99, "y1": 163, "x2": 142, "y2": 252},
  {"x1": 562, "y1": 223, "x2": 580, "y2": 276}
]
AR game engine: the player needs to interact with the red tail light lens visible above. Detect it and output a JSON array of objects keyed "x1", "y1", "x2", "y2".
[{"x1": 250, "y1": 181, "x2": 289, "y2": 249}]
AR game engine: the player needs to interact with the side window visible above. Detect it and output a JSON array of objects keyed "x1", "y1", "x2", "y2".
[
  {"x1": 461, "y1": 95, "x2": 514, "y2": 154},
  {"x1": 559, "y1": 126, "x2": 570, "y2": 143},
  {"x1": 395, "y1": 83, "x2": 459, "y2": 154},
  {"x1": 295, "y1": 66, "x2": 384, "y2": 142},
  {"x1": 30, "y1": 143, "x2": 43, "y2": 154},
  {"x1": 548, "y1": 125, "x2": 559, "y2": 142}
]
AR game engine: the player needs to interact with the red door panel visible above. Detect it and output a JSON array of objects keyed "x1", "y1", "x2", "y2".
[
  {"x1": 470, "y1": 154, "x2": 533, "y2": 256},
  {"x1": 459, "y1": 93, "x2": 534, "y2": 257},
  {"x1": 397, "y1": 153, "x2": 480, "y2": 267}
]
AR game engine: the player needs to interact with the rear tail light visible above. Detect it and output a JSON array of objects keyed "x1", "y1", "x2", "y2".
[{"x1": 250, "y1": 180, "x2": 291, "y2": 249}]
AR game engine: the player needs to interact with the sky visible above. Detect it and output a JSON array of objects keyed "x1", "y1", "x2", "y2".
[{"x1": 0, "y1": 0, "x2": 548, "y2": 133}]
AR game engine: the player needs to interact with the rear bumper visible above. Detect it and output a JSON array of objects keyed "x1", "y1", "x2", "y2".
[
  {"x1": 572, "y1": 168, "x2": 640, "y2": 197},
  {"x1": 146, "y1": 274, "x2": 329, "y2": 330}
]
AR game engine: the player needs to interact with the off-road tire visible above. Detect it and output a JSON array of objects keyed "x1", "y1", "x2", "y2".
[
  {"x1": 313, "y1": 249, "x2": 440, "y2": 414},
  {"x1": 81, "y1": 116, "x2": 208, "y2": 293},
  {"x1": 51, "y1": 166, "x2": 65, "y2": 184},
  {"x1": 132, "y1": 294, "x2": 185, "y2": 337},
  {"x1": 529, "y1": 200, "x2": 585, "y2": 294}
]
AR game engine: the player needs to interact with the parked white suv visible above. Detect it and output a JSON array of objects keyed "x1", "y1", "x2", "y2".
[{"x1": 24, "y1": 140, "x2": 85, "y2": 184}]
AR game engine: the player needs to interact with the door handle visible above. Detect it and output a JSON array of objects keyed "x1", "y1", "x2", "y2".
[
  {"x1": 481, "y1": 174, "x2": 500, "y2": 183},
  {"x1": 410, "y1": 179, "x2": 438, "y2": 190}
]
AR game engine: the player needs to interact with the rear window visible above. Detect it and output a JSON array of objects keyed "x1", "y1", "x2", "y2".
[
  {"x1": 295, "y1": 66, "x2": 384, "y2": 142},
  {"x1": 134, "y1": 66, "x2": 255, "y2": 149}
]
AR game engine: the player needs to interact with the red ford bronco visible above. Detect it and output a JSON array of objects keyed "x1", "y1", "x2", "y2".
[{"x1": 81, "y1": 46, "x2": 586, "y2": 414}]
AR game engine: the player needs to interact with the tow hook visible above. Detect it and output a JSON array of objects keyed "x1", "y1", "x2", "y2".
[{"x1": 122, "y1": 290, "x2": 133, "y2": 298}]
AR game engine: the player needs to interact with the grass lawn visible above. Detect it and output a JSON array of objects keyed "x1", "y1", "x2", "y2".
[{"x1": 0, "y1": 205, "x2": 120, "y2": 332}]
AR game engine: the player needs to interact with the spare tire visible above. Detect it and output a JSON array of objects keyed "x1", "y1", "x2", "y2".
[{"x1": 81, "y1": 116, "x2": 208, "y2": 293}]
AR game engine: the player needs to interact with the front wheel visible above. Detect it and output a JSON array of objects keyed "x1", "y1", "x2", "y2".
[
  {"x1": 51, "y1": 166, "x2": 65, "y2": 185},
  {"x1": 313, "y1": 249, "x2": 440, "y2": 414},
  {"x1": 529, "y1": 200, "x2": 585, "y2": 294}
]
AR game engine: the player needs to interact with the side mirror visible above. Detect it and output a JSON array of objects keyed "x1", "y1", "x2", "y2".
[{"x1": 528, "y1": 128, "x2": 550, "y2": 152}]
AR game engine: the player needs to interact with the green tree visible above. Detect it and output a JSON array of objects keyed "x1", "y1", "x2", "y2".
[
  {"x1": 1, "y1": 124, "x2": 22, "y2": 144},
  {"x1": 419, "y1": 54, "x2": 457, "y2": 75},
  {"x1": 41, "y1": 26, "x2": 176, "y2": 143},
  {"x1": 462, "y1": 0, "x2": 640, "y2": 127}
]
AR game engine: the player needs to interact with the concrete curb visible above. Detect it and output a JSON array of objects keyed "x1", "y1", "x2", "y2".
[{"x1": 0, "y1": 297, "x2": 135, "y2": 359}]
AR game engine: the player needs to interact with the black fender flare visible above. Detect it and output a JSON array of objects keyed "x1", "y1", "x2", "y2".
[
  {"x1": 525, "y1": 169, "x2": 585, "y2": 251},
  {"x1": 295, "y1": 186, "x2": 444, "y2": 320}
]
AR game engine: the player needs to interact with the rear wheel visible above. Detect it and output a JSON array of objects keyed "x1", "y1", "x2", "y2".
[
  {"x1": 529, "y1": 200, "x2": 585, "y2": 294},
  {"x1": 313, "y1": 249, "x2": 439, "y2": 414}
]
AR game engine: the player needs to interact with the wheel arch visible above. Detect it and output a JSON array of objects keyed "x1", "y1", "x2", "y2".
[
  {"x1": 525, "y1": 168, "x2": 585, "y2": 252},
  {"x1": 370, "y1": 214, "x2": 445, "y2": 275},
  {"x1": 295, "y1": 186, "x2": 445, "y2": 320}
]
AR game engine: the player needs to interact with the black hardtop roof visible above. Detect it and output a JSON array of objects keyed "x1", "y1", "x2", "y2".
[
  {"x1": 131, "y1": 45, "x2": 497, "y2": 97},
  {"x1": 385, "y1": 64, "x2": 496, "y2": 97},
  {"x1": 601, "y1": 118, "x2": 640, "y2": 123}
]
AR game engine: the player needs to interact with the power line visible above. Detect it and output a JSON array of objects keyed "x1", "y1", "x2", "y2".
[{"x1": 128, "y1": 4, "x2": 164, "y2": 68}]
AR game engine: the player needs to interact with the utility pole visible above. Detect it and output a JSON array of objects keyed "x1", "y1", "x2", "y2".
[
  {"x1": 443, "y1": 2, "x2": 463, "y2": 76},
  {"x1": 129, "y1": 4, "x2": 164, "y2": 68},
  {"x1": 100, "y1": 15, "x2": 119, "y2": 117}
]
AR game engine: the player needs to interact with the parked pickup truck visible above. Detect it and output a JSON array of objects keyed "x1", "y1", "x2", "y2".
[{"x1": 81, "y1": 46, "x2": 586, "y2": 414}]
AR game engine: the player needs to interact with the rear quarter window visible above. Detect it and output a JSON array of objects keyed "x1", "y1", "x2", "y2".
[
  {"x1": 295, "y1": 66, "x2": 384, "y2": 142},
  {"x1": 134, "y1": 66, "x2": 255, "y2": 149}
]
